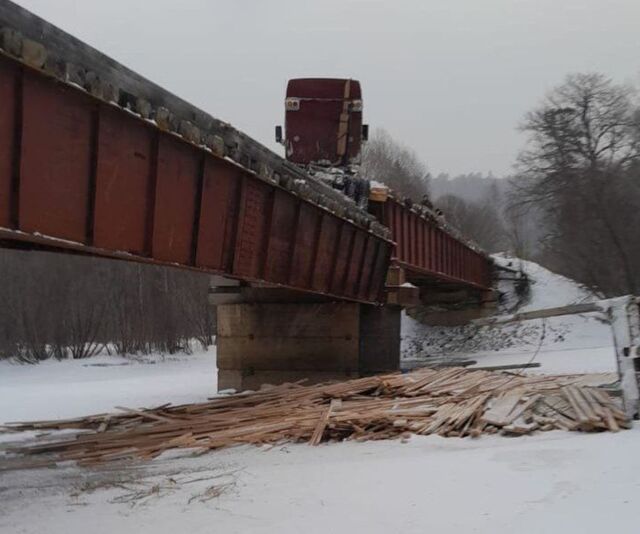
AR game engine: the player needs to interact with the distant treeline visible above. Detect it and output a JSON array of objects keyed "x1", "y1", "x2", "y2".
[{"x1": 0, "y1": 250, "x2": 213, "y2": 362}]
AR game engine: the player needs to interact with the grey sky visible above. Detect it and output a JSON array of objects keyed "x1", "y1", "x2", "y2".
[{"x1": 14, "y1": 0, "x2": 640, "y2": 176}]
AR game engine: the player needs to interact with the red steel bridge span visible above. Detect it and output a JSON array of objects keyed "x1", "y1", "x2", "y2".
[
  {"x1": 0, "y1": 51, "x2": 391, "y2": 305},
  {"x1": 0, "y1": 1, "x2": 493, "y2": 388}
]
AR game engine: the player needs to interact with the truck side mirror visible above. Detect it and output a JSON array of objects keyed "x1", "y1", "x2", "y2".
[
  {"x1": 362, "y1": 124, "x2": 369, "y2": 142},
  {"x1": 275, "y1": 125, "x2": 283, "y2": 144}
]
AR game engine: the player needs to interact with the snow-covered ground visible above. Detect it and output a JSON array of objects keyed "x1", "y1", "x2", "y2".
[
  {"x1": 1, "y1": 343, "x2": 636, "y2": 533},
  {"x1": 402, "y1": 311, "x2": 617, "y2": 375},
  {"x1": 0, "y1": 256, "x2": 637, "y2": 533},
  {"x1": 492, "y1": 254, "x2": 597, "y2": 313},
  {"x1": 1, "y1": 428, "x2": 639, "y2": 534},
  {"x1": 0, "y1": 350, "x2": 216, "y2": 423},
  {"x1": 402, "y1": 254, "x2": 617, "y2": 375}
]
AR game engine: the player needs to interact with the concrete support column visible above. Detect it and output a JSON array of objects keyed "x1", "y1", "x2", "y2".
[
  {"x1": 216, "y1": 302, "x2": 400, "y2": 391},
  {"x1": 359, "y1": 304, "x2": 401, "y2": 374}
]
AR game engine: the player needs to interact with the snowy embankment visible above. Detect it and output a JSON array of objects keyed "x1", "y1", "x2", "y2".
[{"x1": 402, "y1": 254, "x2": 617, "y2": 375}]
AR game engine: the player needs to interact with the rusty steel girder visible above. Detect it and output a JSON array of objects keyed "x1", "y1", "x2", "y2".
[
  {"x1": 370, "y1": 197, "x2": 492, "y2": 290},
  {"x1": 0, "y1": 52, "x2": 392, "y2": 304}
]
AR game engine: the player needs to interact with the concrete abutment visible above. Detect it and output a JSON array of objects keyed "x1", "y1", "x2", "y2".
[{"x1": 216, "y1": 302, "x2": 400, "y2": 391}]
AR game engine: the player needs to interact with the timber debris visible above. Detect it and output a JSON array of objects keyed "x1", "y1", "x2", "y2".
[{"x1": 4, "y1": 368, "x2": 629, "y2": 465}]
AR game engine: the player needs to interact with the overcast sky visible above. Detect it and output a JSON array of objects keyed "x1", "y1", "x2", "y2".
[{"x1": 14, "y1": 0, "x2": 640, "y2": 177}]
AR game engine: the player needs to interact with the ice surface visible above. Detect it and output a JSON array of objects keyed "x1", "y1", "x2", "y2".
[{"x1": 0, "y1": 349, "x2": 217, "y2": 424}]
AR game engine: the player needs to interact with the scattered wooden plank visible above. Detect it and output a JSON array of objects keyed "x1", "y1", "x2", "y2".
[
  {"x1": 503, "y1": 394, "x2": 542, "y2": 426},
  {"x1": 4, "y1": 368, "x2": 629, "y2": 466},
  {"x1": 481, "y1": 391, "x2": 523, "y2": 426}
]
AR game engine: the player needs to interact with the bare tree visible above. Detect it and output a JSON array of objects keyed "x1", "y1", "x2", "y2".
[
  {"x1": 511, "y1": 72, "x2": 640, "y2": 296},
  {"x1": 360, "y1": 128, "x2": 430, "y2": 199},
  {"x1": 0, "y1": 250, "x2": 213, "y2": 362},
  {"x1": 501, "y1": 201, "x2": 543, "y2": 260},
  {"x1": 436, "y1": 190, "x2": 508, "y2": 253}
]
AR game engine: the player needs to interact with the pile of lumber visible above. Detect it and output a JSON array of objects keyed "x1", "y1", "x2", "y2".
[{"x1": 4, "y1": 367, "x2": 629, "y2": 465}]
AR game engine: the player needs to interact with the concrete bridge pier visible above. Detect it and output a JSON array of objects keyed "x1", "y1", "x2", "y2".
[{"x1": 215, "y1": 300, "x2": 400, "y2": 391}]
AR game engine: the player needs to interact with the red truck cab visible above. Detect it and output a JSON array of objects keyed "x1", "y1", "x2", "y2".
[{"x1": 276, "y1": 78, "x2": 368, "y2": 168}]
